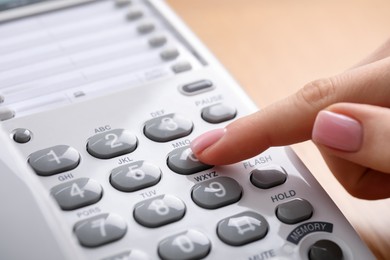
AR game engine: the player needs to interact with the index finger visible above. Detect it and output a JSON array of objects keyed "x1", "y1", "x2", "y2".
[{"x1": 191, "y1": 57, "x2": 390, "y2": 165}]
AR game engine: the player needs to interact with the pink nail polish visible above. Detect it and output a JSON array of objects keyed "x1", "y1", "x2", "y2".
[
  {"x1": 312, "y1": 111, "x2": 363, "y2": 152},
  {"x1": 191, "y1": 128, "x2": 226, "y2": 154}
]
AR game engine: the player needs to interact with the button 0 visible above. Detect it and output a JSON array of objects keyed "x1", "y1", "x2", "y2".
[
  {"x1": 134, "y1": 194, "x2": 186, "y2": 228},
  {"x1": 276, "y1": 198, "x2": 313, "y2": 224},
  {"x1": 308, "y1": 240, "x2": 343, "y2": 260},
  {"x1": 158, "y1": 230, "x2": 211, "y2": 260},
  {"x1": 74, "y1": 213, "x2": 127, "y2": 248},
  {"x1": 51, "y1": 178, "x2": 102, "y2": 210},
  {"x1": 87, "y1": 129, "x2": 137, "y2": 159},
  {"x1": 28, "y1": 145, "x2": 80, "y2": 176},
  {"x1": 167, "y1": 146, "x2": 213, "y2": 175},
  {"x1": 144, "y1": 113, "x2": 193, "y2": 142},
  {"x1": 191, "y1": 176, "x2": 242, "y2": 209},
  {"x1": 217, "y1": 211, "x2": 269, "y2": 246},
  {"x1": 110, "y1": 161, "x2": 161, "y2": 192},
  {"x1": 250, "y1": 165, "x2": 287, "y2": 189},
  {"x1": 201, "y1": 103, "x2": 237, "y2": 124}
]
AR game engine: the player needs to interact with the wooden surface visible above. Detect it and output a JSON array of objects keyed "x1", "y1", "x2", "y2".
[{"x1": 167, "y1": 0, "x2": 390, "y2": 259}]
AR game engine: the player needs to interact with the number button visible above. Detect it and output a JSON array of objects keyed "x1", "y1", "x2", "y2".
[
  {"x1": 28, "y1": 145, "x2": 80, "y2": 176},
  {"x1": 191, "y1": 177, "x2": 242, "y2": 209},
  {"x1": 87, "y1": 129, "x2": 137, "y2": 159},
  {"x1": 110, "y1": 161, "x2": 161, "y2": 192},
  {"x1": 158, "y1": 230, "x2": 211, "y2": 260},
  {"x1": 50, "y1": 178, "x2": 102, "y2": 210},
  {"x1": 74, "y1": 213, "x2": 127, "y2": 248},
  {"x1": 133, "y1": 194, "x2": 186, "y2": 228},
  {"x1": 167, "y1": 146, "x2": 213, "y2": 175},
  {"x1": 144, "y1": 113, "x2": 193, "y2": 142}
]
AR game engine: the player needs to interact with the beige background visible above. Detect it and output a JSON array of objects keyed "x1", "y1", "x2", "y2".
[{"x1": 167, "y1": 0, "x2": 390, "y2": 259}]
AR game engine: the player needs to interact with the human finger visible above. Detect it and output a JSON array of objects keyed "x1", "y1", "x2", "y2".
[{"x1": 191, "y1": 57, "x2": 390, "y2": 165}]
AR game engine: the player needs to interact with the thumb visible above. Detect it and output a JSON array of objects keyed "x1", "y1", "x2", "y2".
[{"x1": 312, "y1": 102, "x2": 390, "y2": 173}]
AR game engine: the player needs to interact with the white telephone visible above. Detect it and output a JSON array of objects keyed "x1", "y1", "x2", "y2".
[{"x1": 0, "y1": 0, "x2": 375, "y2": 259}]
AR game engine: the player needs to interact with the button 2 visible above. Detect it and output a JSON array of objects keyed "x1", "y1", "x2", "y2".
[{"x1": 87, "y1": 129, "x2": 137, "y2": 159}]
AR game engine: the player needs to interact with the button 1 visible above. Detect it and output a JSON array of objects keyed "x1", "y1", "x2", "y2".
[
  {"x1": 144, "y1": 113, "x2": 193, "y2": 142},
  {"x1": 250, "y1": 165, "x2": 287, "y2": 189},
  {"x1": 158, "y1": 230, "x2": 211, "y2": 260},
  {"x1": 87, "y1": 129, "x2": 137, "y2": 159},
  {"x1": 28, "y1": 145, "x2": 80, "y2": 176},
  {"x1": 110, "y1": 161, "x2": 161, "y2": 192},
  {"x1": 201, "y1": 103, "x2": 237, "y2": 124},
  {"x1": 51, "y1": 178, "x2": 102, "y2": 210},
  {"x1": 167, "y1": 146, "x2": 213, "y2": 175},
  {"x1": 276, "y1": 198, "x2": 313, "y2": 224},
  {"x1": 74, "y1": 213, "x2": 127, "y2": 248},
  {"x1": 308, "y1": 240, "x2": 343, "y2": 260},
  {"x1": 12, "y1": 128, "x2": 32, "y2": 143},
  {"x1": 217, "y1": 211, "x2": 269, "y2": 246},
  {"x1": 191, "y1": 176, "x2": 242, "y2": 209},
  {"x1": 180, "y1": 80, "x2": 214, "y2": 95},
  {"x1": 134, "y1": 194, "x2": 186, "y2": 228}
]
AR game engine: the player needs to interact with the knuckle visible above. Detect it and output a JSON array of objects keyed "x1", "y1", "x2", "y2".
[{"x1": 296, "y1": 78, "x2": 337, "y2": 109}]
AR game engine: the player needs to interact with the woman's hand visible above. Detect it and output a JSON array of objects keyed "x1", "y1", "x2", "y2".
[{"x1": 191, "y1": 38, "x2": 390, "y2": 200}]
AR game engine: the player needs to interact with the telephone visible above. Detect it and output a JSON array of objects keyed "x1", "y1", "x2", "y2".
[{"x1": 0, "y1": 0, "x2": 375, "y2": 259}]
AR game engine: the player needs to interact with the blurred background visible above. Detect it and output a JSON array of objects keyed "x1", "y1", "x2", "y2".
[{"x1": 167, "y1": 0, "x2": 390, "y2": 259}]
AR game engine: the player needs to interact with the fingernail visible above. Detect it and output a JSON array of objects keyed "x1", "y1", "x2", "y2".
[
  {"x1": 312, "y1": 111, "x2": 363, "y2": 152},
  {"x1": 191, "y1": 128, "x2": 226, "y2": 154}
]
